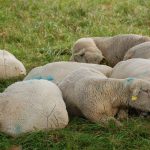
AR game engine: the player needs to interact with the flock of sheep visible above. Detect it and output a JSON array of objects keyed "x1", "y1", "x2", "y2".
[{"x1": 0, "y1": 34, "x2": 150, "y2": 137}]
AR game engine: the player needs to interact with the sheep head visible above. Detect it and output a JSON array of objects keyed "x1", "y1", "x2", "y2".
[
  {"x1": 70, "y1": 48, "x2": 106, "y2": 64},
  {"x1": 128, "y1": 79, "x2": 150, "y2": 112}
]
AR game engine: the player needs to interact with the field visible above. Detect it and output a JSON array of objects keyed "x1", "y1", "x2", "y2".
[{"x1": 0, "y1": 0, "x2": 150, "y2": 149}]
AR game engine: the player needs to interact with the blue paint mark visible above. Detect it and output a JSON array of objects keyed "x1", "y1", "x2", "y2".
[
  {"x1": 124, "y1": 77, "x2": 135, "y2": 87},
  {"x1": 126, "y1": 77, "x2": 135, "y2": 83},
  {"x1": 46, "y1": 75, "x2": 54, "y2": 81},
  {"x1": 30, "y1": 75, "x2": 54, "y2": 81},
  {"x1": 15, "y1": 124, "x2": 22, "y2": 134}
]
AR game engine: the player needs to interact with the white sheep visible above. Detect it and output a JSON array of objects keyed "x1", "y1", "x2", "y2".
[
  {"x1": 124, "y1": 42, "x2": 150, "y2": 60},
  {"x1": 0, "y1": 80, "x2": 69, "y2": 136},
  {"x1": 70, "y1": 38, "x2": 106, "y2": 64},
  {"x1": 71, "y1": 34, "x2": 150, "y2": 66},
  {"x1": 24, "y1": 61, "x2": 112, "y2": 84},
  {"x1": 110, "y1": 58, "x2": 150, "y2": 81},
  {"x1": 111, "y1": 58, "x2": 150, "y2": 118},
  {"x1": 59, "y1": 68, "x2": 150, "y2": 126},
  {"x1": 0, "y1": 50, "x2": 26, "y2": 79}
]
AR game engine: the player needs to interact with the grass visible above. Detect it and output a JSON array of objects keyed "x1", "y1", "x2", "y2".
[
  {"x1": 0, "y1": 0, "x2": 150, "y2": 149},
  {"x1": 1, "y1": 118, "x2": 150, "y2": 150}
]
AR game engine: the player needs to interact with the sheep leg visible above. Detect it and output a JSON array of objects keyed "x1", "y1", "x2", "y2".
[
  {"x1": 117, "y1": 109, "x2": 128, "y2": 120},
  {"x1": 99, "y1": 115, "x2": 122, "y2": 127},
  {"x1": 83, "y1": 110, "x2": 122, "y2": 127}
]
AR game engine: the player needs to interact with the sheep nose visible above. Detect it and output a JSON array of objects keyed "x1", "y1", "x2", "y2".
[
  {"x1": 20, "y1": 70, "x2": 26, "y2": 75},
  {"x1": 100, "y1": 57, "x2": 106, "y2": 64}
]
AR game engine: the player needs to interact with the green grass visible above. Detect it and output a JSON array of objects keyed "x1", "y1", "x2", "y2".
[
  {"x1": 0, "y1": 0, "x2": 150, "y2": 149},
  {"x1": 1, "y1": 118, "x2": 150, "y2": 150}
]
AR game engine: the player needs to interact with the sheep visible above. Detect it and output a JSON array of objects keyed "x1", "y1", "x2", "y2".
[
  {"x1": 24, "y1": 61, "x2": 112, "y2": 84},
  {"x1": 59, "y1": 68, "x2": 150, "y2": 126},
  {"x1": 0, "y1": 50, "x2": 26, "y2": 79},
  {"x1": 111, "y1": 58, "x2": 150, "y2": 118},
  {"x1": 0, "y1": 80, "x2": 69, "y2": 136},
  {"x1": 71, "y1": 34, "x2": 150, "y2": 66},
  {"x1": 110, "y1": 58, "x2": 150, "y2": 81},
  {"x1": 70, "y1": 38, "x2": 106, "y2": 64},
  {"x1": 124, "y1": 42, "x2": 150, "y2": 60}
]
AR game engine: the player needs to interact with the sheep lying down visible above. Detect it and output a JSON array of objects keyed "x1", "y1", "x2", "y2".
[
  {"x1": 59, "y1": 68, "x2": 150, "y2": 126},
  {"x1": 71, "y1": 34, "x2": 150, "y2": 66},
  {"x1": 124, "y1": 42, "x2": 150, "y2": 60},
  {"x1": 110, "y1": 58, "x2": 150, "y2": 81},
  {"x1": 0, "y1": 50, "x2": 26, "y2": 79},
  {"x1": 24, "y1": 61, "x2": 112, "y2": 84},
  {"x1": 0, "y1": 80, "x2": 68, "y2": 136}
]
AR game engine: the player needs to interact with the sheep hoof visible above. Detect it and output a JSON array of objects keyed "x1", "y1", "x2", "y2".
[
  {"x1": 117, "y1": 109, "x2": 128, "y2": 120},
  {"x1": 99, "y1": 116, "x2": 123, "y2": 127}
]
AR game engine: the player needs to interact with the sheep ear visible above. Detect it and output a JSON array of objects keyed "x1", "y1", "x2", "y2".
[
  {"x1": 132, "y1": 87, "x2": 140, "y2": 96},
  {"x1": 131, "y1": 87, "x2": 141, "y2": 101},
  {"x1": 74, "y1": 49, "x2": 85, "y2": 57}
]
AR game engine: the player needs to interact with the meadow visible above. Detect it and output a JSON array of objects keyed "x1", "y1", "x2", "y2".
[{"x1": 0, "y1": 0, "x2": 150, "y2": 149}]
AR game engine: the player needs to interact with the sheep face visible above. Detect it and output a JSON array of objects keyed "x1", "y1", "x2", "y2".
[
  {"x1": 129, "y1": 79, "x2": 150, "y2": 112},
  {"x1": 16, "y1": 63, "x2": 26, "y2": 76},
  {"x1": 70, "y1": 48, "x2": 105, "y2": 64},
  {"x1": 7, "y1": 62, "x2": 26, "y2": 77}
]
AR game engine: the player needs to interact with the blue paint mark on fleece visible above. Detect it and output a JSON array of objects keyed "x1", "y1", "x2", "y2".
[
  {"x1": 126, "y1": 77, "x2": 135, "y2": 83},
  {"x1": 31, "y1": 75, "x2": 54, "y2": 81},
  {"x1": 46, "y1": 75, "x2": 54, "y2": 81},
  {"x1": 124, "y1": 77, "x2": 135, "y2": 87},
  {"x1": 15, "y1": 124, "x2": 22, "y2": 134}
]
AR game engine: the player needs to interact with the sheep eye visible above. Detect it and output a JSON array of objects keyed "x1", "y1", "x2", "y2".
[
  {"x1": 80, "y1": 53, "x2": 85, "y2": 57},
  {"x1": 142, "y1": 89, "x2": 148, "y2": 93}
]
